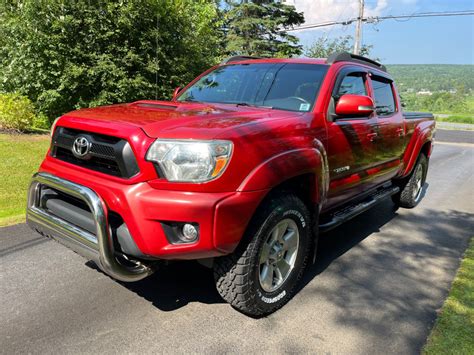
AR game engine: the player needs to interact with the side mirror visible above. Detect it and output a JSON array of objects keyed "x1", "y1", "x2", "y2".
[
  {"x1": 172, "y1": 86, "x2": 182, "y2": 101},
  {"x1": 335, "y1": 94, "x2": 375, "y2": 117}
]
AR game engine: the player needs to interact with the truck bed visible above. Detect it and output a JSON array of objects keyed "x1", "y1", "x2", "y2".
[{"x1": 403, "y1": 111, "x2": 434, "y2": 120}]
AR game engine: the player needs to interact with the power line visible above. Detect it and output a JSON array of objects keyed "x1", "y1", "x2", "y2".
[
  {"x1": 286, "y1": 10, "x2": 474, "y2": 32},
  {"x1": 379, "y1": 10, "x2": 474, "y2": 21}
]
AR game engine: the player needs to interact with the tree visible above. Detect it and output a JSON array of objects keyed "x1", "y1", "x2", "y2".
[
  {"x1": 305, "y1": 35, "x2": 374, "y2": 59},
  {"x1": 224, "y1": 0, "x2": 304, "y2": 57},
  {"x1": 0, "y1": 0, "x2": 222, "y2": 121}
]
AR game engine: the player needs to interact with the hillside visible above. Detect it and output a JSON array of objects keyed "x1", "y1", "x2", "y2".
[
  {"x1": 385, "y1": 65, "x2": 473, "y2": 121},
  {"x1": 386, "y1": 64, "x2": 474, "y2": 93}
]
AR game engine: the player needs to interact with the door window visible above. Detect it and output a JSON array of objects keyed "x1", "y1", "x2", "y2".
[
  {"x1": 371, "y1": 77, "x2": 396, "y2": 116},
  {"x1": 336, "y1": 73, "x2": 368, "y2": 98}
]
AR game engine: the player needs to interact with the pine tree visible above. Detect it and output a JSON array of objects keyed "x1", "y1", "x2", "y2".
[{"x1": 224, "y1": 0, "x2": 304, "y2": 57}]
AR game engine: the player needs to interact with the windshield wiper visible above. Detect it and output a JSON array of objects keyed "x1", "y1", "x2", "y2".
[{"x1": 235, "y1": 102, "x2": 273, "y2": 109}]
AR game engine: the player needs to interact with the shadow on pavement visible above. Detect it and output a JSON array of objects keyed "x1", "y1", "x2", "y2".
[
  {"x1": 88, "y1": 259, "x2": 224, "y2": 310},
  {"x1": 302, "y1": 199, "x2": 473, "y2": 352},
  {"x1": 108, "y1": 199, "x2": 397, "y2": 312},
  {"x1": 104, "y1": 196, "x2": 472, "y2": 328}
]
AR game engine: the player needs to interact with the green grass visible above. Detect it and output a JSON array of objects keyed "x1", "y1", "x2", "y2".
[
  {"x1": 435, "y1": 114, "x2": 474, "y2": 124},
  {"x1": 433, "y1": 95, "x2": 474, "y2": 124},
  {"x1": 424, "y1": 237, "x2": 474, "y2": 354},
  {"x1": 0, "y1": 133, "x2": 50, "y2": 226}
]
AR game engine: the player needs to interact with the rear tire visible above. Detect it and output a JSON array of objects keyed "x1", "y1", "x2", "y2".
[
  {"x1": 213, "y1": 193, "x2": 312, "y2": 317},
  {"x1": 392, "y1": 153, "x2": 428, "y2": 208}
]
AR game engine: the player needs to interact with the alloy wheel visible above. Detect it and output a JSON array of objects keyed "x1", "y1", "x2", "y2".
[{"x1": 259, "y1": 218, "x2": 299, "y2": 292}]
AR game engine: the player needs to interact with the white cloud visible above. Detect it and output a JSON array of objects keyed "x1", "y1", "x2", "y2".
[{"x1": 284, "y1": 0, "x2": 417, "y2": 27}]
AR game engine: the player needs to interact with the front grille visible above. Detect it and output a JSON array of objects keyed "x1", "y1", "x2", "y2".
[
  {"x1": 55, "y1": 147, "x2": 122, "y2": 176},
  {"x1": 51, "y1": 127, "x2": 139, "y2": 178},
  {"x1": 89, "y1": 143, "x2": 116, "y2": 158}
]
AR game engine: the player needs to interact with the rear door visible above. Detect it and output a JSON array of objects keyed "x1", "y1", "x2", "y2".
[
  {"x1": 369, "y1": 75, "x2": 405, "y2": 179},
  {"x1": 324, "y1": 67, "x2": 380, "y2": 210}
]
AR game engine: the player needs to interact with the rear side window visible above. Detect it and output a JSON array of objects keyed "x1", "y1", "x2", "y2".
[
  {"x1": 371, "y1": 77, "x2": 396, "y2": 116},
  {"x1": 337, "y1": 73, "x2": 367, "y2": 97}
]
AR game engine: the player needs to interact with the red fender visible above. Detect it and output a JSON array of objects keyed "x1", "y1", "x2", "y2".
[
  {"x1": 237, "y1": 146, "x2": 329, "y2": 205},
  {"x1": 401, "y1": 122, "x2": 435, "y2": 177}
]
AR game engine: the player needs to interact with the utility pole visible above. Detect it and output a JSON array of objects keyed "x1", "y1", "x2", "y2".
[{"x1": 353, "y1": 0, "x2": 364, "y2": 55}]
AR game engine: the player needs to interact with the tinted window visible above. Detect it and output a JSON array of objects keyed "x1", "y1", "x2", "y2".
[
  {"x1": 372, "y1": 77, "x2": 396, "y2": 116},
  {"x1": 337, "y1": 73, "x2": 367, "y2": 97},
  {"x1": 177, "y1": 63, "x2": 328, "y2": 112}
]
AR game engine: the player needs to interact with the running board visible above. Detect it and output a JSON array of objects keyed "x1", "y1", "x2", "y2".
[{"x1": 319, "y1": 185, "x2": 400, "y2": 233}]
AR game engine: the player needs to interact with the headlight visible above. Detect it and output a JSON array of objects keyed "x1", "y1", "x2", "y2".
[
  {"x1": 146, "y1": 139, "x2": 233, "y2": 182},
  {"x1": 50, "y1": 117, "x2": 61, "y2": 137}
]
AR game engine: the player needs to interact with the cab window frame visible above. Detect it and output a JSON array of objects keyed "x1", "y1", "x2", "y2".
[{"x1": 369, "y1": 74, "x2": 398, "y2": 118}]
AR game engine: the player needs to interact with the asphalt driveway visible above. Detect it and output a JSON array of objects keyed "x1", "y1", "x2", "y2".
[{"x1": 1, "y1": 131, "x2": 473, "y2": 354}]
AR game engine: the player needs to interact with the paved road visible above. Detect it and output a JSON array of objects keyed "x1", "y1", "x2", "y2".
[
  {"x1": 436, "y1": 128, "x2": 473, "y2": 144},
  {"x1": 1, "y1": 140, "x2": 473, "y2": 354}
]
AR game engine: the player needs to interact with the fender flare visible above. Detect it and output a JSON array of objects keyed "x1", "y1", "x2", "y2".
[
  {"x1": 402, "y1": 125, "x2": 434, "y2": 177},
  {"x1": 237, "y1": 143, "x2": 329, "y2": 206}
]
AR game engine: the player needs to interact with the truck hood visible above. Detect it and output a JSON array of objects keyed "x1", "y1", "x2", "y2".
[{"x1": 62, "y1": 100, "x2": 300, "y2": 139}]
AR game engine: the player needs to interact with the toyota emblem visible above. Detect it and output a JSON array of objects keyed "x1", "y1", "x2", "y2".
[{"x1": 72, "y1": 136, "x2": 91, "y2": 158}]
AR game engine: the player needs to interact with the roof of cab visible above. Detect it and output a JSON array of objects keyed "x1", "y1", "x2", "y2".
[
  {"x1": 222, "y1": 57, "x2": 327, "y2": 66},
  {"x1": 221, "y1": 52, "x2": 387, "y2": 73}
]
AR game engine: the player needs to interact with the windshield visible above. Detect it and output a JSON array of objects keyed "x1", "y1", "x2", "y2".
[{"x1": 177, "y1": 63, "x2": 328, "y2": 112}]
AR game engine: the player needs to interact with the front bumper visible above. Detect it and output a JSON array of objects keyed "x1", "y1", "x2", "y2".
[
  {"x1": 26, "y1": 173, "x2": 154, "y2": 282},
  {"x1": 27, "y1": 165, "x2": 268, "y2": 270}
]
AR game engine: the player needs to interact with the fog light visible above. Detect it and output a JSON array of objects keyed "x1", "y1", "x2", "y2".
[{"x1": 181, "y1": 223, "x2": 198, "y2": 242}]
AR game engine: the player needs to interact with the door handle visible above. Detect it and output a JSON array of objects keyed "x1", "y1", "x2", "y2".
[
  {"x1": 396, "y1": 127, "x2": 405, "y2": 137},
  {"x1": 367, "y1": 132, "x2": 378, "y2": 142}
]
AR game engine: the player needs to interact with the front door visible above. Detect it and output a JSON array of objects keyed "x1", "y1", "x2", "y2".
[{"x1": 324, "y1": 68, "x2": 379, "y2": 210}]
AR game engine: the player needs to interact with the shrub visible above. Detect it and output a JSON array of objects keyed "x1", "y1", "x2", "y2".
[
  {"x1": 0, "y1": 93, "x2": 49, "y2": 131},
  {"x1": 0, "y1": 93, "x2": 36, "y2": 131},
  {"x1": 31, "y1": 113, "x2": 50, "y2": 130},
  {"x1": 0, "y1": 0, "x2": 222, "y2": 120}
]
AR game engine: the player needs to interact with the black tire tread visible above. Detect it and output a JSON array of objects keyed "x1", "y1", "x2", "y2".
[
  {"x1": 213, "y1": 194, "x2": 311, "y2": 316},
  {"x1": 393, "y1": 153, "x2": 428, "y2": 208}
]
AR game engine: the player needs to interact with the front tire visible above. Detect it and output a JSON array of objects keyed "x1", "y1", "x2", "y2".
[
  {"x1": 392, "y1": 153, "x2": 428, "y2": 208},
  {"x1": 213, "y1": 193, "x2": 312, "y2": 317}
]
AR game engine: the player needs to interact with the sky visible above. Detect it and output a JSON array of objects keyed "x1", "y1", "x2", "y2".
[{"x1": 284, "y1": 0, "x2": 474, "y2": 64}]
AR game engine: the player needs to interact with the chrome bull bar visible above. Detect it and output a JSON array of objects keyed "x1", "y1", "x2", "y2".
[{"x1": 26, "y1": 172, "x2": 154, "y2": 282}]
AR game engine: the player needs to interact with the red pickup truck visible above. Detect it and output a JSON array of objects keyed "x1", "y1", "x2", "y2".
[{"x1": 27, "y1": 52, "x2": 435, "y2": 316}]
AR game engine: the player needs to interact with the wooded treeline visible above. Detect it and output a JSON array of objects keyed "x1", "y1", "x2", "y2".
[
  {"x1": 0, "y1": 1, "x2": 471, "y2": 131},
  {"x1": 0, "y1": 0, "x2": 306, "y2": 128}
]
